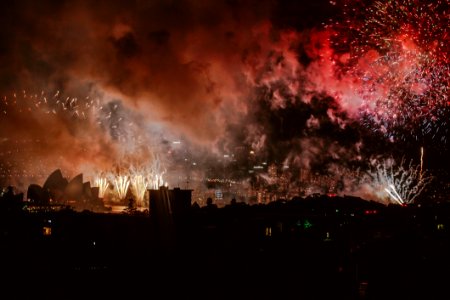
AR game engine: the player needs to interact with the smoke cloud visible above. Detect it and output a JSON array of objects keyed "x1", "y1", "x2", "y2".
[{"x1": 0, "y1": 0, "x2": 447, "y2": 201}]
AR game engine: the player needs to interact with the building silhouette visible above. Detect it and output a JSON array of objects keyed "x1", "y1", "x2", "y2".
[{"x1": 149, "y1": 186, "x2": 192, "y2": 252}]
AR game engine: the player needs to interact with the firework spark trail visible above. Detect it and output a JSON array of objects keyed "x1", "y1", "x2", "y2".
[
  {"x1": 148, "y1": 173, "x2": 165, "y2": 189},
  {"x1": 127, "y1": 159, "x2": 166, "y2": 190},
  {"x1": 367, "y1": 157, "x2": 432, "y2": 204},
  {"x1": 130, "y1": 175, "x2": 148, "y2": 206},
  {"x1": 0, "y1": 90, "x2": 140, "y2": 146},
  {"x1": 384, "y1": 185, "x2": 403, "y2": 205},
  {"x1": 114, "y1": 175, "x2": 130, "y2": 200},
  {"x1": 95, "y1": 159, "x2": 166, "y2": 205},
  {"x1": 0, "y1": 90, "x2": 104, "y2": 120},
  {"x1": 420, "y1": 146, "x2": 424, "y2": 179},
  {"x1": 0, "y1": 89, "x2": 158, "y2": 191},
  {"x1": 328, "y1": 0, "x2": 450, "y2": 142},
  {"x1": 0, "y1": 89, "x2": 123, "y2": 190},
  {"x1": 94, "y1": 177, "x2": 109, "y2": 198},
  {"x1": 390, "y1": 184, "x2": 404, "y2": 204}
]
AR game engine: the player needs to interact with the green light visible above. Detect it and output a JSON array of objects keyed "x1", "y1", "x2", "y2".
[{"x1": 303, "y1": 220, "x2": 312, "y2": 229}]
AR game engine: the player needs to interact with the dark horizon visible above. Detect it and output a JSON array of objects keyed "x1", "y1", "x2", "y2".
[{"x1": 2, "y1": 184, "x2": 450, "y2": 299}]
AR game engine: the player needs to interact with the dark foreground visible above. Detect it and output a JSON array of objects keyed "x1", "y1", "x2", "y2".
[{"x1": 1, "y1": 196, "x2": 450, "y2": 299}]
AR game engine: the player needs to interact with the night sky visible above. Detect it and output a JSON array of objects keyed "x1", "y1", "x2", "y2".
[{"x1": 0, "y1": 0, "x2": 448, "y2": 203}]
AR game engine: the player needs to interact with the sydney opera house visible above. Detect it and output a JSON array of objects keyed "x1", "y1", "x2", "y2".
[{"x1": 26, "y1": 169, "x2": 108, "y2": 212}]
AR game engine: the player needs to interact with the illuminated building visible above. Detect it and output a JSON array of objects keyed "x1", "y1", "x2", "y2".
[{"x1": 268, "y1": 163, "x2": 277, "y2": 181}]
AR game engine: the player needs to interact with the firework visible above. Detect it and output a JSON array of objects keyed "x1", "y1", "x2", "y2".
[
  {"x1": 0, "y1": 90, "x2": 103, "y2": 120},
  {"x1": 384, "y1": 184, "x2": 404, "y2": 205},
  {"x1": 130, "y1": 175, "x2": 148, "y2": 206},
  {"x1": 114, "y1": 175, "x2": 130, "y2": 200},
  {"x1": 94, "y1": 177, "x2": 109, "y2": 198},
  {"x1": 0, "y1": 90, "x2": 138, "y2": 146},
  {"x1": 148, "y1": 173, "x2": 165, "y2": 189},
  {"x1": 330, "y1": 0, "x2": 450, "y2": 142},
  {"x1": 127, "y1": 160, "x2": 166, "y2": 191},
  {"x1": 366, "y1": 157, "x2": 432, "y2": 204},
  {"x1": 0, "y1": 87, "x2": 158, "y2": 192},
  {"x1": 420, "y1": 146, "x2": 424, "y2": 179},
  {"x1": 93, "y1": 159, "x2": 166, "y2": 205}
]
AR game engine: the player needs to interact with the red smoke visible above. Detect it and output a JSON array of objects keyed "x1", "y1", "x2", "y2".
[{"x1": 0, "y1": 0, "x2": 448, "y2": 194}]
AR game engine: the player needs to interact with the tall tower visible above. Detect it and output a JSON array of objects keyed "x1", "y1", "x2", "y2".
[
  {"x1": 149, "y1": 187, "x2": 193, "y2": 252},
  {"x1": 149, "y1": 187, "x2": 192, "y2": 218}
]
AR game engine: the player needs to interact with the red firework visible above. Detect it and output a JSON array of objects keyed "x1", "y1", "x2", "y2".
[{"x1": 329, "y1": 0, "x2": 449, "y2": 142}]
